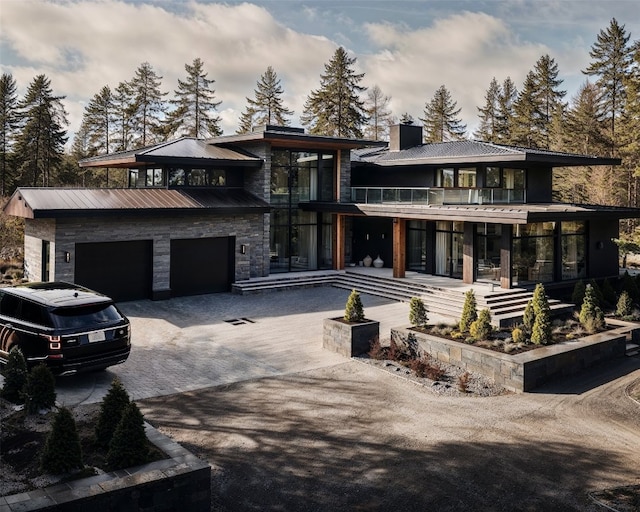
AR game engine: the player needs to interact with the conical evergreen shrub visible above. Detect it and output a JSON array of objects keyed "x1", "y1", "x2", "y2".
[
  {"x1": 531, "y1": 284, "x2": 552, "y2": 345},
  {"x1": 589, "y1": 279, "x2": 605, "y2": 309},
  {"x1": 0, "y1": 348, "x2": 28, "y2": 404},
  {"x1": 40, "y1": 407, "x2": 83, "y2": 474},
  {"x1": 622, "y1": 271, "x2": 640, "y2": 302},
  {"x1": 409, "y1": 297, "x2": 428, "y2": 328},
  {"x1": 95, "y1": 378, "x2": 131, "y2": 449},
  {"x1": 469, "y1": 309, "x2": 492, "y2": 341},
  {"x1": 459, "y1": 290, "x2": 477, "y2": 333},
  {"x1": 579, "y1": 284, "x2": 605, "y2": 333},
  {"x1": 601, "y1": 278, "x2": 616, "y2": 307},
  {"x1": 616, "y1": 290, "x2": 633, "y2": 317},
  {"x1": 344, "y1": 289, "x2": 365, "y2": 323},
  {"x1": 571, "y1": 280, "x2": 586, "y2": 307},
  {"x1": 522, "y1": 299, "x2": 535, "y2": 335},
  {"x1": 23, "y1": 364, "x2": 56, "y2": 414},
  {"x1": 106, "y1": 402, "x2": 149, "y2": 470}
]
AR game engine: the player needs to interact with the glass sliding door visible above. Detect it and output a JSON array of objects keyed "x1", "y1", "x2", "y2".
[{"x1": 435, "y1": 221, "x2": 463, "y2": 278}]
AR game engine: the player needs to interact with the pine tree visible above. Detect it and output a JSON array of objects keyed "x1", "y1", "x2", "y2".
[
  {"x1": 0, "y1": 347, "x2": 27, "y2": 404},
  {"x1": 512, "y1": 71, "x2": 540, "y2": 147},
  {"x1": 301, "y1": 47, "x2": 367, "y2": 138},
  {"x1": 23, "y1": 363, "x2": 56, "y2": 414},
  {"x1": 399, "y1": 112, "x2": 415, "y2": 125},
  {"x1": 364, "y1": 85, "x2": 392, "y2": 140},
  {"x1": 14, "y1": 74, "x2": 68, "y2": 187},
  {"x1": 112, "y1": 80, "x2": 135, "y2": 152},
  {"x1": 579, "y1": 283, "x2": 605, "y2": 332},
  {"x1": 167, "y1": 58, "x2": 222, "y2": 138},
  {"x1": 459, "y1": 290, "x2": 477, "y2": 333},
  {"x1": 474, "y1": 77, "x2": 501, "y2": 141},
  {"x1": 0, "y1": 73, "x2": 20, "y2": 195},
  {"x1": 616, "y1": 290, "x2": 633, "y2": 317},
  {"x1": 95, "y1": 378, "x2": 131, "y2": 449},
  {"x1": 531, "y1": 283, "x2": 552, "y2": 344},
  {"x1": 583, "y1": 18, "x2": 633, "y2": 157},
  {"x1": 344, "y1": 289, "x2": 365, "y2": 322},
  {"x1": 496, "y1": 77, "x2": 517, "y2": 143},
  {"x1": 237, "y1": 66, "x2": 292, "y2": 134},
  {"x1": 106, "y1": 402, "x2": 149, "y2": 470},
  {"x1": 531, "y1": 54, "x2": 567, "y2": 149},
  {"x1": 81, "y1": 85, "x2": 115, "y2": 156},
  {"x1": 421, "y1": 85, "x2": 466, "y2": 143},
  {"x1": 41, "y1": 407, "x2": 83, "y2": 474},
  {"x1": 129, "y1": 62, "x2": 167, "y2": 147},
  {"x1": 409, "y1": 296, "x2": 428, "y2": 328}
]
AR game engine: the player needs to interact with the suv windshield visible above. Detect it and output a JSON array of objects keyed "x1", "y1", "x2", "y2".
[{"x1": 50, "y1": 304, "x2": 123, "y2": 329}]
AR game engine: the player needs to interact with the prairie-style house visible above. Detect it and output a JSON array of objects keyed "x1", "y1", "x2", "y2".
[{"x1": 4, "y1": 124, "x2": 638, "y2": 301}]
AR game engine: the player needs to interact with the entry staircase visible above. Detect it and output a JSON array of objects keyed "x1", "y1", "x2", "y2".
[{"x1": 232, "y1": 269, "x2": 575, "y2": 327}]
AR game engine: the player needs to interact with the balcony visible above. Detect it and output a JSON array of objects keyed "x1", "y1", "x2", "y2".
[{"x1": 350, "y1": 187, "x2": 525, "y2": 205}]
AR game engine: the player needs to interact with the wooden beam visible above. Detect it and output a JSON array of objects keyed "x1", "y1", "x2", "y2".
[
  {"x1": 463, "y1": 223, "x2": 474, "y2": 284},
  {"x1": 393, "y1": 218, "x2": 406, "y2": 278},
  {"x1": 500, "y1": 224, "x2": 512, "y2": 289}
]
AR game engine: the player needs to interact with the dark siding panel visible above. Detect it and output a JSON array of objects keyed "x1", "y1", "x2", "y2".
[
  {"x1": 170, "y1": 237, "x2": 234, "y2": 296},
  {"x1": 75, "y1": 241, "x2": 153, "y2": 301}
]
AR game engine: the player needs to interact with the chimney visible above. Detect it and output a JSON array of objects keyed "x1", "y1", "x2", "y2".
[{"x1": 389, "y1": 124, "x2": 422, "y2": 151}]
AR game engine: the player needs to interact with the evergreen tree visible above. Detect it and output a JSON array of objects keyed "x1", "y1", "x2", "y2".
[
  {"x1": 459, "y1": 290, "x2": 477, "y2": 333},
  {"x1": 399, "y1": 112, "x2": 415, "y2": 125},
  {"x1": 470, "y1": 309, "x2": 492, "y2": 341},
  {"x1": 301, "y1": 47, "x2": 367, "y2": 138},
  {"x1": 474, "y1": 77, "x2": 501, "y2": 141},
  {"x1": 95, "y1": 378, "x2": 131, "y2": 449},
  {"x1": 531, "y1": 54, "x2": 567, "y2": 149},
  {"x1": 81, "y1": 85, "x2": 115, "y2": 156},
  {"x1": 23, "y1": 363, "x2": 56, "y2": 414},
  {"x1": 571, "y1": 280, "x2": 586, "y2": 307},
  {"x1": 41, "y1": 407, "x2": 83, "y2": 474},
  {"x1": 0, "y1": 73, "x2": 20, "y2": 195},
  {"x1": 14, "y1": 74, "x2": 68, "y2": 187},
  {"x1": 511, "y1": 71, "x2": 540, "y2": 147},
  {"x1": 579, "y1": 283, "x2": 605, "y2": 332},
  {"x1": 522, "y1": 299, "x2": 535, "y2": 335},
  {"x1": 112, "y1": 80, "x2": 135, "y2": 151},
  {"x1": 237, "y1": 66, "x2": 292, "y2": 134},
  {"x1": 129, "y1": 62, "x2": 167, "y2": 147},
  {"x1": 583, "y1": 18, "x2": 633, "y2": 157},
  {"x1": 0, "y1": 347, "x2": 27, "y2": 404},
  {"x1": 167, "y1": 58, "x2": 222, "y2": 138},
  {"x1": 421, "y1": 85, "x2": 466, "y2": 142},
  {"x1": 409, "y1": 296, "x2": 428, "y2": 328},
  {"x1": 531, "y1": 283, "x2": 552, "y2": 344},
  {"x1": 344, "y1": 289, "x2": 365, "y2": 322},
  {"x1": 619, "y1": 41, "x2": 640, "y2": 220},
  {"x1": 106, "y1": 402, "x2": 149, "y2": 470},
  {"x1": 364, "y1": 84, "x2": 392, "y2": 140},
  {"x1": 616, "y1": 290, "x2": 633, "y2": 317},
  {"x1": 496, "y1": 77, "x2": 517, "y2": 143}
]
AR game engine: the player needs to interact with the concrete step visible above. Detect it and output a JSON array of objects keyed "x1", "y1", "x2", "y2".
[{"x1": 626, "y1": 343, "x2": 640, "y2": 356}]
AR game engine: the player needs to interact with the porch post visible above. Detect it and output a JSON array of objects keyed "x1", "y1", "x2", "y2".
[
  {"x1": 500, "y1": 224, "x2": 512, "y2": 289},
  {"x1": 463, "y1": 223, "x2": 474, "y2": 284},
  {"x1": 335, "y1": 214, "x2": 345, "y2": 270},
  {"x1": 393, "y1": 217, "x2": 406, "y2": 278}
]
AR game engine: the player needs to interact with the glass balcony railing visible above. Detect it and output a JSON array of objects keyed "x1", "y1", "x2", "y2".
[{"x1": 350, "y1": 187, "x2": 525, "y2": 205}]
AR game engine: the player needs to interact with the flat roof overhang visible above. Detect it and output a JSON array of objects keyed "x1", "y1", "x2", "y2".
[
  {"x1": 79, "y1": 155, "x2": 263, "y2": 169},
  {"x1": 300, "y1": 202, "x2": 640, "y2": 224},
  {"x1": 357, "y1": 154, "x2": 622, "y2": 168}
]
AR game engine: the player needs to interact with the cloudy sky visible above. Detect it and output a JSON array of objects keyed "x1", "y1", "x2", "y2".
[{"x1": 1, "y1": 0, "x2": 639, "y2": 141}]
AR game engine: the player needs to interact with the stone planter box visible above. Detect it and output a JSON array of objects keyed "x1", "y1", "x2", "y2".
[
  {"x1": 391, "y1": 319, "x2": 637, "y2": 392},
  {"x1": 0, "y1": 422, "x2": 211, "y2": 512},
  {"x1": 323, "y1": 318, "x2": 380, "y2": 357}
]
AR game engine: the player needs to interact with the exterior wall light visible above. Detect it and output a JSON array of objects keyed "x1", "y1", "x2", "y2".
[
  {"x1": 240, "y1": 244, "x2": 247, "y2": 254},
  {"x1": 64, "y1": 251, "x2": 71, "y2": 263}
]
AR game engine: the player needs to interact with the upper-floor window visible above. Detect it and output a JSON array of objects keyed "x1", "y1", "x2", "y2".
[
  {"x1": 485, "y1": 167, "x2": 501, "y2": 187},
  {"x1": 436, "y1": 168, "x2": 454, "y2": 187},
  {"x1": 503, "y1": 168, "x2": 525, "y2": 189},
  {"x1": 146, "y1": 168, "x2": 164, "y2": 187},
  {"x1": 457, "y1": 168, "x2": 476, "y2": 187},
  {"x1": 168, "y1": 168, "x2": 226, "y2": 187},
  {"x1": 436, "y1": 167, "x2": 476, "y2": 188}
]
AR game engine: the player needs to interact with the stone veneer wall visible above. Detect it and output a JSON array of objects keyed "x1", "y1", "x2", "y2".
[
  {"x1": 391, "y1": 324, "x2": 631, "y2": 392},
  {"x1": 25, "y1": 212, "x2": 266, "y2": 294},
  {"x1": 339, "y1": 149, "x2": 351, "y2": 203}
]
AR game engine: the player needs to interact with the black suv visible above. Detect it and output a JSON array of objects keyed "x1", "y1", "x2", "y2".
[{"x1": 0, "y1": 282, "x2": 130, "y2": 375}]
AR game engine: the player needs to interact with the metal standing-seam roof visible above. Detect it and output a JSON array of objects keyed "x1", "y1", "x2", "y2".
[{"x1": 3, "y1": 187, "x2": 270, "y2": 219}]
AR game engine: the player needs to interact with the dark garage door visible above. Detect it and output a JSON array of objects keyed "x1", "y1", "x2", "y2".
[
  {"x1": 170, "y1": 237, "x2": 234, "y2": 297},
  {"x1": 75, "y1": 240, "x2": 153, "y2": 302}
]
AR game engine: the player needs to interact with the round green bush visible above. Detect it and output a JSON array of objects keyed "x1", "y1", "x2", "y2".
[{"x1": 511, "y1": 327, "x2": 526, "y2": 344}]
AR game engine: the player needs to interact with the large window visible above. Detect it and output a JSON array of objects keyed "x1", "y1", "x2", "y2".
[
  {"x1": 168, "y1": 168, "x2": 226, "y2": 187},
  {"x1": 457, "y1": 168, "x2": 476, "y2": 187},
  {"x1": 476, "y1": 224, "x2": 501, "y2": 281},
  {"x1": 407, "y1": 220, "x2": 427, "y2": 272},
  {"x1": 435, "y1": 221, "x2": 463, "y2": 278},
  {"x1": 561, "y1": 221, "x2": 586, "y2": 280},
  {"x1": 269, "y1": 149, "x2": 335, "y2": 272},
  {"x1": 512, "y1": 222, "x2": 555, "y2": 285}
]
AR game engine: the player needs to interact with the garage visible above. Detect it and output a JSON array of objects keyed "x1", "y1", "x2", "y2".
[
  {"x1": 170, "y1": 236, "x2": 234, "y2": 297},
  {"x1": 75, "y1": 240, "x2": 153, "y2": 302}
]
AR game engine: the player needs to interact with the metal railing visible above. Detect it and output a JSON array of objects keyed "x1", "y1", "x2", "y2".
[{"x1": 350, "y1": 187, "x2": 525, "y2": 205}]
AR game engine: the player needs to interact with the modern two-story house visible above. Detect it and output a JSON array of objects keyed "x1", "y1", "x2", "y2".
[{"x1": 4, "y1": 124, "x2": 638, "y2": 301}]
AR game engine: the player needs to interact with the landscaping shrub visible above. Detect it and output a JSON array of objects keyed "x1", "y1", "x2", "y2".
[
  {"x1": 106, "y1": 402, "x2": 149, "y2": 471},
  {"x1": 571, "y1": 280, "x2": 586, "y2": 307},
  {"x1": 0, "y1": 347, "x2": 28, "y2": 404},
  {"x1": 616, "y1": 290, "x2": 633, "y2": 317},
  {"x1": 23, "y1": 364, "x2": 56, "y2": 414},
  {"x1": 40, "y1": 406, "x2": 83, "y2": 474},
  {"x1": 579, "y1": 284, "x2": 605, "y2": 333},
  {"x1": 457, "y1": 371, "x2": 471, "y2": 393},
  {"x1": 368, "y1": 337, "x2": 386, "y2": 360},
  {"x1": 95, "y1": 378, "x2": 131, "y2": 449},
  {"x1": 409, "y1": 357, "x2": 445, "y2": 381},
  {"x1": 459, "y1": 290, "x2": 477, "y2": 333},
  {"x1": 522, "y1": 299, "x2": 535, "y2": 335},
  {"x1": 531, "y1": 284, "x2": 552, "y2": 345},
  {"x1": 589, "y1": 279, "x2": 605, "y2": 309},
  {"x1": 601, "y1": 278, "x2": 616, "y2": 307},
  {"x1": 344, "y1": 289, "x2": 365, "y2": 323},
  {"x1": 621, "y1": 271, "x2": 640, "y2": 302},
  {"x1": 511, "y1": 326, "x2": 526, "y2": 345},
  {"x1": 409, "y1": 296, "x2": 428, "y2": 328},
  {"x1": 469, "y1": 309, "x2": 492, "y2": 341}
]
